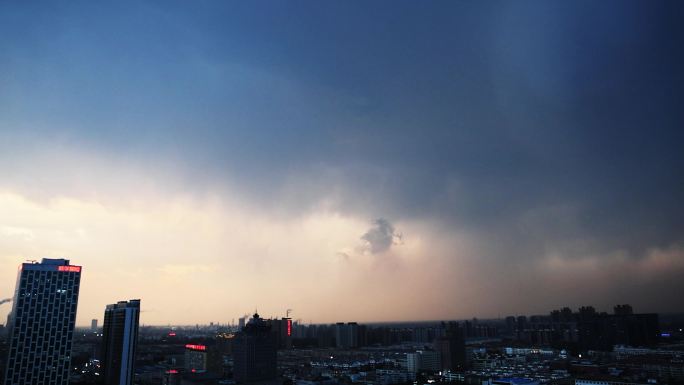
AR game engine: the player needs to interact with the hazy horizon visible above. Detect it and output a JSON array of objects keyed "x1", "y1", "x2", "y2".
[
  {"x1": 1, "y1": 1, "x2": 683, "y2": 326},
  {"x1": 72, "y1": 310, "x2": 684, "y2": 329}
]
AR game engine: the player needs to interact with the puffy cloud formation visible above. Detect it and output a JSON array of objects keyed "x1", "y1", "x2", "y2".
[{"x1": 360, "y1": 219, "x2": 402, "y2": 255}]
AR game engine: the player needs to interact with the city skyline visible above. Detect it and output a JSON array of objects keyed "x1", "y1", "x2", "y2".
[{"x1": 1, "y1": 1, "x2": 683, "y2": 326}]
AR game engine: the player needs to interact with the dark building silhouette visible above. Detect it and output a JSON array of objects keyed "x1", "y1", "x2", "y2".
[
  {"x1": 435, "y1": 321, "x2": 467, "y2": 371},
  {"x1": 269, "y1": 317, "x2": 293, "y2": 349},
  {"x1": 207, "y1": 336, "x2": 233, "y2": 375},
  {"x1": 357, "y1": 324, "x2": 368, "y2": 347},
  {"x1": 315, "y1": 324, "x2": 336, "y2": 347},
  {"x1": 516, "y1": 316, "x2": 528, "y2": 333},
  {"x1": 232, "y1": 313, "x2": 277, "y2": 383},
  {"x1": 513, "y1": 304, "x2": 658, "y2": 351},
  {"x1": 576, "y1": 306, "x2": 659, "y2": 351},
  {"x1": 505, "y1": 316, "x2": 516, "y2": 336},
  {"x1": 366, "y1": 326, "x2": 392, "y2": 346},
  {"x1": 550, "y1": 307, "x2": 574, "y2": 323},
  {"x1": 3, "y1": 258, "x2": 82, "y2": 385},
  {"x1": 614, "y1": 304, "x2": 634, "y2": 316},
  {"x1": 101, "y1": 299, "x2": 140, "y2": 385},
  {"x1": 335, "y1": 322, "x2": 359, "y2": 348},
  {"x1": 463, "y1": 319, "x2": 498, "y2": 339}
]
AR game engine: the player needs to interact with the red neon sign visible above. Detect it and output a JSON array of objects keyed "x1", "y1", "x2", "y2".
[
  {"x1": 287, "y1": 319, "x2": 292, "y2": 336},
  {"x1": 58, "y1": 265, "x2": 81, "y2": 273},
  {"x1": 166, "y1": 369, "x2": 179, "y2": 374},
  {"x1": 185, "y1": 344, "x2": 206, "y2": 351},
  {"x1": 168, "y1": 332, "x2": 176, "y2": 337}
]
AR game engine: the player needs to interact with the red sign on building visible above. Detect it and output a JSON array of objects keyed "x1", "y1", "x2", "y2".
[
  {"x1": 185, "y1": 344, "x2": 206, "y2": 351},
  {"x1": 57, "y1": 265, "x2": 81, "y2": 273}
]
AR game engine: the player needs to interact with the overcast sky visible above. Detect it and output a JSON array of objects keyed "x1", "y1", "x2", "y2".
[{"x1": 1, "y1": 0, "x2": 683, "y2": 326}]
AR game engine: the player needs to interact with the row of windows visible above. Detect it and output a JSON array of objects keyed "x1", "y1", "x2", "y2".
[
  {"x1": 14, "y1": 309, "x2": 76, "y2": 318},
  {"x1": 6, "y1": 356, "x2": 71, "y2": 367},
  {"x1": 8, "y1": 355, "x2": 68, "y2": 367},
  {"x1": 15, "y1": 294, "x2": 78, "y2": 307},
  {"x1": 6, "y1": 359, "x2": 70, "y2": 374},
  {"x1": 20, "y1": 275, "x2": 79, "y2": 288},
  {"x1": 9, "y1": 352, "x2": 71, "y2": 364},
  {"x1": 18, "y1": 288, "x2": 79, "y2": 296},
  {"x1": 21, "y1": 280, "x2": 79, "y2": 289},
  {"x1": 6, "y1": 369, "x2": 68, "y2": 385},
  {"x1": 15, "y1": 319, "x2": 73, "y2": 326},
  {"x1": 10, "y1": 341, "x2": 72, "y2": 353},
  {"x1": 14, "y1": 323, "x2": 75, "y2": 332},
  {"x1": 16, "y1": 293, "x2": 78, "y2": 302}
]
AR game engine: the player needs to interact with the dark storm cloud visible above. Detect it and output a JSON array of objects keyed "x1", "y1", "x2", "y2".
[
  {"x1": 1, "y1": 0, "x2": 683, "y2": 311},
  {"x1": 360, "y1": 219, "x2": 401, "y2": 255}
]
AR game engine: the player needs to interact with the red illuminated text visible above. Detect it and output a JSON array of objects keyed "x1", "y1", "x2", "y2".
[
  {"x1": 185, "y1": 344, "x2": 206, "y2": 351},
  {"x1": 58, "y1": 266, "x2": 81, "y2": 273}
]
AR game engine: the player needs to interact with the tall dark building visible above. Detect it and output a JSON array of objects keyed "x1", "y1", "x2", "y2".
[
  {"x1": 435, "y1": 321, "x2": 467, "y2": 371},
  {"x1": 232, "y1": 313, "x2": 277, "y2": 383},
  {"x1": 3, "y1": 258, "x2": 82, "y2": 385},
  {"x1": 505, "y1": 316, "x2": 516, "y2": 336},
  {"x1": 516, "y1": 315, "x2": 528, "y2": 333},
  {"x1": 334, "y1": 322, "x2": 359, "y2": 348},
  {"x1": 269, "y1": 317, "x2": 293, "y2": 349},
  {"x1": 101, "y1": 299, "x2": 141, "y2": 385}
]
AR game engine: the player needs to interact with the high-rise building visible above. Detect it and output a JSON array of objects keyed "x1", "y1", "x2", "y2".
[
  {"x1": 505, "y1": 316, "x2": 516, "y2": 336},
  {"x1": 335, "y1": 322, "x2": 346, "y2": 347},
  {"x1": 516, "y1": 316, "x2": 528, "y2": 333},
  {"x1": 184, "y1": 344, "x2": 208, "y2": 372},
  {"x1": 347, "y1": 322, "x2": 359, "y2": 348},
  {"x1": 101, "y1": 299, "x2": 141, "y2": 385},
  {"x1": 335, "y1": 322, "x2": 359, "y2": 348},
  {"x1": 207, "y1": 337, "x2": 233, "y2": 376},
  {"x1": 232, "y1": 313, "x2": 277, "y2": 383},
  {"x1": 270, "y1": 317, "x2": 293, "y2": 349},
  {"x1": 435, "y1": 322, "x2": 466, "y2": 371},
  {"x1": 407, "y1": 350, "x2": 441, "y2": 373},
  {"x1": 3, "y1": 258, "x2": 82, "y2": 385},
  {"x1": 91, "y1": 319, "x2": 98, "y2": 332}
]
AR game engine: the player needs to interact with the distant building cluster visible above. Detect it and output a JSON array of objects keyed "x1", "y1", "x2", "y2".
[{"x1": 504, "y1": 305, "x2": 659, "y2": 350}]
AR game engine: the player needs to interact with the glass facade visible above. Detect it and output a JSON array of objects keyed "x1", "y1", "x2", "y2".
[{"x1": 3, "y1": 259, "x2": 81, "y2": 385}]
